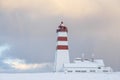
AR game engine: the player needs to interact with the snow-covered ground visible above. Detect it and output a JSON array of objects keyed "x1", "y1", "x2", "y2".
[{"x1": 0, "y1": 72, "x2": 120, "y2": 80}]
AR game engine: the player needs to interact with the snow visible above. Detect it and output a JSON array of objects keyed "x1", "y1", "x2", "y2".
[{"x1": 0, "y1": 72, "x2": 120, "y2": 80}]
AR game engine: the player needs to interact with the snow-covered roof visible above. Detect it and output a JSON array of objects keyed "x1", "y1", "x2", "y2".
[{"x1": 64, "y1": 59, "x2": 105, "y2": 68}]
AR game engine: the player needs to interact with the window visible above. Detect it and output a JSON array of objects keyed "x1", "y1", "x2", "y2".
[
  {"x1": 90, "y1": 70, "x2": 96, "y2": 72},
  {"x1": 98, "y1": 67, "x2": 101, "y2": 69},
  {"x1": 75, "y1": 70, "x2": 81, "y2": 72},
  {"x1": 75, "y1": 70, "x2": 87, "y2": 72},
  {"x1": 103, "y1": 70, "x2": 108, "y2": 72},
  {"x1": 81, "y1": 70, "x2": 87, "y2": 72},
  {"x1": 67, "y1": 70, "x2": 73, "y2": 72}
]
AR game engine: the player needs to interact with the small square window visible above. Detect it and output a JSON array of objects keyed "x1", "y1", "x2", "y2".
[{"x1": 98, "y1": 67, "x2": 101, "y2": 69}]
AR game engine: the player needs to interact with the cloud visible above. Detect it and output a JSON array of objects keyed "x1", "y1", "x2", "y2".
[
  {"x1": 1, "y1": 0, "x2": 119, "y2": 18},
  {"x1": 3, "y1": 58, "x2": 51, "y2": 71},
  {"x1": 0, "y1": 44, "x2": 10, "y2": 56},
  {"x1": 0, "y1": 44, "x2": 53, "y2": 72}
]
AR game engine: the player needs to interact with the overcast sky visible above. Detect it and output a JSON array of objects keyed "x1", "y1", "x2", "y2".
[{"x1": 0, "y1": 0, "x2": 120, "y2": 72}]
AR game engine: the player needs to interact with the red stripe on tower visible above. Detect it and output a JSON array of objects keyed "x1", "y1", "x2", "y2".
[
  {"x1": 57, "y1": 37, "x2": 67, "y2": 41},
  {"x1": 57, "y1": 45, "x2": 68, "y2": 50},
  {"x1": 56, "y1": 21, "x2": 68, "y2": 50}
]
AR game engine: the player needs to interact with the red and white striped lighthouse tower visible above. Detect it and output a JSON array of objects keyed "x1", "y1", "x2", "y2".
[{"x1": 55, "y1": 21, "x2": 70, "y2": 72}]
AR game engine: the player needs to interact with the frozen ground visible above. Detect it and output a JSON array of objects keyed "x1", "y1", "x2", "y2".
[{"x1": 0, "y1": 72, "x2": 120, "y2": 80}]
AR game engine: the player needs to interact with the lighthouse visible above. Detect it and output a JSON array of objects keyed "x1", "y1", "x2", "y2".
[{"x1": 54, "y1": 21, "x2": 70, "y2": 72}]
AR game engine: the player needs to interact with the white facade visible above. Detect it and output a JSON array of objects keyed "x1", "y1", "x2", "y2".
[
  {"x1": 64, "y1": 58, "x2": 113, "y2": 73},
  {"x1": 55, "y1": 50, "x2": 70, "y2": 72}
]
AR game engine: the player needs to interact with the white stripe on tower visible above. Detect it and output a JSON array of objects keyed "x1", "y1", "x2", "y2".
[
  {"x1": 57, "y1": 41, "x2": 68, "y2": 46},
  {"x1": 55, "y1": 21, "x2": 70, "y2": 72}
]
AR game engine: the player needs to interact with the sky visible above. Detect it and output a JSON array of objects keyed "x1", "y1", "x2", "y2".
[{"x1": 0, "y1": 0, "x2": 120, "y2": 72}]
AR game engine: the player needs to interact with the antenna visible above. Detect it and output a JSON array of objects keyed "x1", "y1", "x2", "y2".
[
  {"x1": 60, "y1": 16, "x2": 64, "y2": 23},
  {"x1": 91, "y1": 53, "x2": 95, "y2": 62},
  {"x1": 81, "y1": 53, "x2": 85, "y2": 62}
]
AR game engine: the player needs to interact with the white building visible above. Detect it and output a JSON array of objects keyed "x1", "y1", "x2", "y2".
[
  {"x1": 55, "y1": 22, "x2": 113, "y2": 73},
  {"x1": 64, "y1": 58, "x2": 113, "y2": 73}
]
